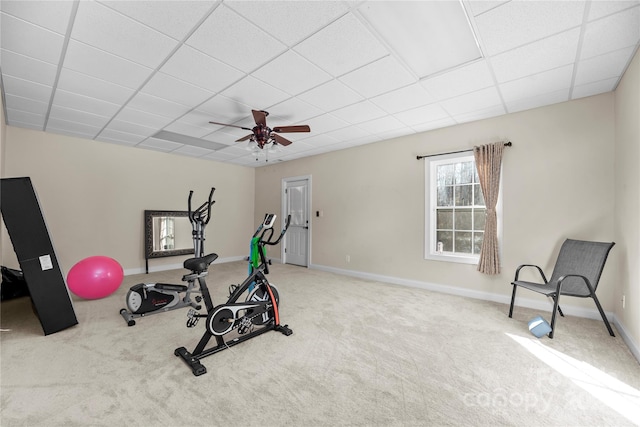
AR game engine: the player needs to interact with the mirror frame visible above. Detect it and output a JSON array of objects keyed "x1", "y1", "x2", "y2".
[{"x1": 144, "y1": 210, "x2": 194, "y2": 260}]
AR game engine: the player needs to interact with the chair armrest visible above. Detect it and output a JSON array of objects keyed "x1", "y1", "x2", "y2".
[
  {"x1": 555, "y1": 274, "x2": 595, "y2": 294},
  {"x1": 514, "y1": 264, "x2": 548, "y2": 283}
]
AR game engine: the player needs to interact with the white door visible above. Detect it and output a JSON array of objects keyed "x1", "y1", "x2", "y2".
[{"x1": 283, "y1": 178, "x2": 310, "y2": 267}]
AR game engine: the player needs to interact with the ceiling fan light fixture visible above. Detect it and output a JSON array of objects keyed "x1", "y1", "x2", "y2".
[{"x1": 268, "y1": 142, "x2": 283, "y2": 153}]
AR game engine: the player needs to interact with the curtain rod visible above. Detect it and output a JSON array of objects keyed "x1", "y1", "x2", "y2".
[{"x1": 416, "y1": 141, "x2": 512, "y2": 160}]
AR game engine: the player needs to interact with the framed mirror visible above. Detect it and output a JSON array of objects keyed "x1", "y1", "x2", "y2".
[{"x1": 144, "y1": 210, "x2": 193, "y2": 272}]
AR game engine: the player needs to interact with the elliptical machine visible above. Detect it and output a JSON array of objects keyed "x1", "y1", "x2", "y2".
[
  {"x1": 119, "y1": 188, "x2": 215, "y2": 326},
  {"x1": 175, "y1": 213, "x2": 292, "y2": 376}
]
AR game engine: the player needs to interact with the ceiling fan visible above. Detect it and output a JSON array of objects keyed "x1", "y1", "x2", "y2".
[{"x1": 209, "y1": 109, "x2": 310, "y2": 149}]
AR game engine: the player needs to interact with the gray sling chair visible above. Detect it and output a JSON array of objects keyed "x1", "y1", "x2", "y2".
[{"x1": 508, "y1": 239, "x2": 615, "y2": 339}]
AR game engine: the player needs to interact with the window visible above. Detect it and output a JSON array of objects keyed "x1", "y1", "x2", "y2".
[{"x1": 425, "y1": 153, "x2": 498, "y2": 264}]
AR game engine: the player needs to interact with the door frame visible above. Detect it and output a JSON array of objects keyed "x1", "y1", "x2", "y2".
[{"x1": 281, "y1": 175, "x2": 312, "y2": 267}]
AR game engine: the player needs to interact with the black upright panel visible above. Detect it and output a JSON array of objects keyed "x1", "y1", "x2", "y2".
[{"x1": 1, "y1": 177, "x2": 78, "y2": 335}]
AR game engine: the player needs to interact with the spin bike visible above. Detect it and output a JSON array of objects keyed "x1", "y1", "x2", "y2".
[
  {"x1": 175, "y1": 213, "x2": 292, "y2": 376},
  {"x1": 119, "y1": 188, "x2": 215, "y2": 326}
]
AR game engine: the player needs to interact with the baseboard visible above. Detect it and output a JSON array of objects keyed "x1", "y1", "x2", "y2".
[
  {"x1": 123, "y1": 255, "x2": 245, "y2": 276},
  {"x1": 309, "y1": 263, "x2": 640, "y2": 364},
  {"x1": 611, "y1": 314, "x2": 640, "y2": 365}
]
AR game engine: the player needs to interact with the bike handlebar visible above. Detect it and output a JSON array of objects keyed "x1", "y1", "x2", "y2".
[{"x1": 261, "y1": 214, "x2": 291, "y2": 246}]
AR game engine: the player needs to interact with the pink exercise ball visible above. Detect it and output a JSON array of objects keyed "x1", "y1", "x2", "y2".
[{"x1": 67, "y1": 256, "x2": 123, "y2": 300}]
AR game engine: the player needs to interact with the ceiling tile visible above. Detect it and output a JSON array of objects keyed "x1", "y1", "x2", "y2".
[
  {"x1": 215, "y1": 143, "x2": 251, "y2": 157},
  {"x1": 72, "y1": 1, "x2": 178, "y2": 69},
  {"x1": 330, "y1": 100, "x2": 387, "y2": 125},
  {"x1": 127, "y1": 92, "x2": 192, "y2": 119},
  {"x1": 97, "y1": 128, "x2": 146, "y2": 145},
  {"x1": 474, "y1": 1, "x2": 586, "y2": 55},
  {"x1": 2, "y1": 75, "x2": 52, "y2": 104},
  {"x1": 203, "y1": 128, "x2": 247, "y2": 145},
  {"x1": 451, "y1": 104, "x2": 506, "y2": 124},
  {"x1": 395, "y1": 103, "x2": 450, "y2": 127},
  {"x1": 358, "y1": 1, "x2": 481, "y2": 78},
  {"x1": 57, "y1": 68, "x2": 134, "y2": 105},
  {"x1": 104, "y1": 120, "x2": 157, "y2": 138},
  {"x1": 252, "y1": 50, "x2": 332, "y2": 96},
  {"x1": 294, "y1": 13, "x2": 388, "y2": 77},
  {"x1": 1, "y1": 12, "x2": 65, "y2": 64},
  {"x1": 49, "y1": 104, "x2": 110, "y2": 128},
  {"x1": 197, "y1": 95, "x2": 252, "y2": 123},
  {"x1": 324, "y1": 125, "x2": 371, "y2": 142},
  {"x1": 440, "y1": 86, "x2": 503, "y2": 116},
  {"x1": 63, "y1": 40, "x2": 153, "y2": 89},
  {"x1": 172, "y1": 145, "x2": 214, "y2": 157},
  {"x1": 499, "y1": 65, "x2": 574, "y2": 104},
  {"x1": 1, "y1": 49, "x2": 58, "y2": 86},
  {"x1": 464, "y1": 1, "x2": 509, "y2": 17},
  {"x1": 186, "y1": 4, "x2": 286, "y2": 71},
  {"x1": 297, "y1": 79, "x2": 364, "y2": 112},
  {"x1": 412, "y1": 117, "x2": 456, "y2": 133},
  {"x1": 580, "y1": 6, "x2": 640, "y2": 60},
  {"x1": 575, "y1": 46, "x2": 636, "y2": 86},
  {"x1": 572, "y1": 77, "x2": 619, "y2": 99},
  {"x1": 304, "y1": 113, "x2": 350, "y2": 134},
  {"x1": 46, "y1": 117, "x2": 101, "y2": 138},
  {"x1": 140, "y1": 72, "x2": 214, "y2": 107},
  {"x1": 268, "y1": 97, "x2": 323, "y2": 124},
  {"x1": 421, "y1": 60, "x2": 494, "y2": 101},
  {"x1": 138, "y1": 137, "x2": 183, "y2": 152},
  {"x1": 588, "y1": 1, "x2": 639, "y2": 21},
  {"x1": 52, "y1": 89, "x2": 121, "y2": 117},
  {"x1": 160, "y1": 45, "x2": 244, "y2": 94},
  {"x1": 356, "y1": 115, "x2": 406, "y2": 135},
  {"x1": 3, "y1": 94, "x2": 48, "y2": 116},
  {"x1": 99, "y1": 0, "x2": 215, "y2": 41},
  {"x1": 163, "y1": 117, "x2": 212, "y2": 138},
  {"x1": 114, "y1": 107, "x2": 175, "y2": 129},
  {"x1": 506, "y1": 88, "x2": 570, "y2": 113},
  {"x1": 490, "y1": 28, "x2": 581, "y2": 83},
  {"x1": 371, "y1": 83, "x2": 434, "y2": 114},
  {"x1": 1, "y1": 0, "x2": 74, "y2": 34},
  {"x1": 220, "y1": 75, "x2": 290, "y2": 110},
  {"x1": 339, "y1": 56, "x2": 416, "y2": 98},
  {"x1": 226, "y1": 1, "x2": 348, "y2": 46},
  {"x1": 6, "y1": 108, "x2": 45, "y2": 128}
]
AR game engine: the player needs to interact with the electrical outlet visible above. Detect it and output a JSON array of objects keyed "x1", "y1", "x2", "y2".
[
  {"x1": 346, "y1": 255, "x2": 350, "y2": 263},
  {"x1": 622, "y1": 295, "x2": 626, "y2": 309}
]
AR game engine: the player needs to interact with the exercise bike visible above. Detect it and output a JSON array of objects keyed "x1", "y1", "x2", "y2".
[
  {"x1": 175, "y1": 213, "x2": 292, "y2": 376},
  {"x1": 119, "y1": 188, "x2": 215, "y2": 326}
]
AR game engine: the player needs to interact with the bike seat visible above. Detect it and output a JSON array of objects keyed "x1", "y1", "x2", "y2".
[{"x1": 184, "y1": 253, "x2": 218, "y2": 273}]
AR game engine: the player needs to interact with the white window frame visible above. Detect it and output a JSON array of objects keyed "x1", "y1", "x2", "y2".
[{"x1": 424, "y1": 152, "x2": 502, "y2": 264}]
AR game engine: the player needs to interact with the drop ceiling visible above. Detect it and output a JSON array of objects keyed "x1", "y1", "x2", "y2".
[{"x1": 1, "y1": 0, "x2": 639, "y2": 167}]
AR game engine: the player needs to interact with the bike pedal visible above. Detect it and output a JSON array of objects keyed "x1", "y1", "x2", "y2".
[{"x1": 187, "y1": 317, "x2": 199, "y2": 328}]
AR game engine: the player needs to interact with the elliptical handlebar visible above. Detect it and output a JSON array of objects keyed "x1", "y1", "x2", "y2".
[{"x1": 188, "y1": 188, "x2": 215, "y2": 225}]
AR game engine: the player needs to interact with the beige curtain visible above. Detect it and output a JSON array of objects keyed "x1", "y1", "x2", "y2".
[{"x1": 474, "y1": 141, "x2": 505, "y2": 275}]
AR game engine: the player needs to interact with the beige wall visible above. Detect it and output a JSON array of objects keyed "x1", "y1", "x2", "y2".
[
  {"x1": 1, "y1": 127, "x2": 255, "y2": 274},
  {"x1": 614, "y1": 48, "x2": 640, "y2": 347},
  {"x1": 256, "y1": 94, "x2": 618, "y2": 313}
]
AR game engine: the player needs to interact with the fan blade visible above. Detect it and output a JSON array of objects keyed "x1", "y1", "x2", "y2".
[
  {"x1": 272, "y1": 133, "x2": 293, "y2": 146},
  {"x1": 235, "y1": 134, "x2": 253, "y2": 142},
  {"x1": 209, "y1": 121, "x2": 252, "y2": 131},
  {"x1": 252, "y1": 110, "x2": 268, "y2": 127},
  {"x1": 272, "y1": 125, "x2": 310, "y2": 133}
]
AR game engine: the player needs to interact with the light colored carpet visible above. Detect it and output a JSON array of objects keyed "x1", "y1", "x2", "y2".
[{"x1": 1, "y1": 261, "x2": 639, "y2": 426}]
